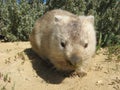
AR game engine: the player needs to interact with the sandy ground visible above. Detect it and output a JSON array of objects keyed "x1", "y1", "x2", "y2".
[{"x1": 0, "y1": 42, "x2": 120, "y2": 90}]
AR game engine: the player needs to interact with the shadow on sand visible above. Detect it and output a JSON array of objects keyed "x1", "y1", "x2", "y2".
[{"x1": 24, "y1": 48, "x2": 67, "y2": 84}]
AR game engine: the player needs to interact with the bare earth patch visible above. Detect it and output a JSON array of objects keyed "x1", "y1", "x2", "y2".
[{"x1": 0, "y1": 42, "x2": 120, "y2": 90}]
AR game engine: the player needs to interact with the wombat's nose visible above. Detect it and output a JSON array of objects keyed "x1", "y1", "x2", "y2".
[{"x1": 70, "y1": 55, "x2": 81, "y2": 66}]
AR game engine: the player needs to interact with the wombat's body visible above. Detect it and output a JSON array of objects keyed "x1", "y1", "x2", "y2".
[{"x1": 29, "y1": 9, "x2": 96, "y2": 76}]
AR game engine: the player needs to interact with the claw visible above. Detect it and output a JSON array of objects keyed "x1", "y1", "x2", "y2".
[{"x1": 71, "y1": 70, "x2": 87, "y2": 77}]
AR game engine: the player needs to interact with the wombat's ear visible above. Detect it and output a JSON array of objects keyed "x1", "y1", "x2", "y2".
[
  {"x1": 79, "y1": 15, "x2": 94, "y2": 24},
  {"x1": 54, "y1": 15, "x2": 69, "y2": 22},
  {"x1": 87, "y1": 15, "x2": 94, "y2": 24},
  {"x1": 54, "y1": 15, "x2": 62, "y2": 22}
]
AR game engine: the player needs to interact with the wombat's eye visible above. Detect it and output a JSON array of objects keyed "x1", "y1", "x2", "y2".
[
  {"x1": 60, "y1": 42, "x2": 66, "y2": 48},
  {"x1": 84, "y1": 43, "x2": 88, "y2": 48}
]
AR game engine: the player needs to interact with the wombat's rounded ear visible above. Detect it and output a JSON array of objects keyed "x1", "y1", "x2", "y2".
[
  {"x1": 54, "y1": 15, "x2": 62, "y2": 22},
  {"x1": 54, "y1": 15, "x2": 69, "y2": 22},
  {"x1": 87, "y1": 15, "x2": 94, "y2": 24}
]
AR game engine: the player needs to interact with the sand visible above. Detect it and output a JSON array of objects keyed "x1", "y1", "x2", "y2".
[{"x1": 0, "y1": 42, "x2": 120, "y2": 90}]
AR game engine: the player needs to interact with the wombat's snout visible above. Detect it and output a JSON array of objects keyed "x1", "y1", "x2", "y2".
[{"x1": 69, "y1": 54, "x2": 82, "y2": 66}]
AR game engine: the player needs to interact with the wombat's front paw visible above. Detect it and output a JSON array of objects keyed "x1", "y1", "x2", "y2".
[{"x1": 71, "y1": 70, "x2": 87, "y2": 77}]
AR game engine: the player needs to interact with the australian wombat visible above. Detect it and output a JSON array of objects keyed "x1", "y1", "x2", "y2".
[{"x1": 29, "y1": 9, "x2": 96, "y2": 76}]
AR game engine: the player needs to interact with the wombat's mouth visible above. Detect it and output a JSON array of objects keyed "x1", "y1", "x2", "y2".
[
  {"x1": 66, "y1": 60, "x2": 73, "y2": 66},
  {"x1": 66, "y1": 59, "x2": 78, "y2": 68}
]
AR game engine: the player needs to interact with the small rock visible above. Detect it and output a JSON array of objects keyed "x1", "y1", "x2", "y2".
[{"x1": 96, "y1": 80, "x2": 104, "y2": 86}]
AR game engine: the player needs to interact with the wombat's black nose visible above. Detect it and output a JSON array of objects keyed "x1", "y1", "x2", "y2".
[{"x1": 70, "y1": 55, "x2": 81, "y2": 65}]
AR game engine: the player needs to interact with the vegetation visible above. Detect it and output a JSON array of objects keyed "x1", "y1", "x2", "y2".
[
  {"x1": 0, "y1": 0, "x2": 120, "y2": 48},
  {"x1": 0, "y1": 0, "x2": 47, "y2": 41},
  {"x1": 0, "y1": 72, "x2": 13, "y2": 90}
]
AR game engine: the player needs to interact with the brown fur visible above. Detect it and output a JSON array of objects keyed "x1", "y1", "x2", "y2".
[{"x1": 29, "y1": 9, "x2": 96, "y2": 75}]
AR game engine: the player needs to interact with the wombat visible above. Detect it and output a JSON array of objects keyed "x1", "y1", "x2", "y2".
[{"x1": 29, "y1": 9, "x2": 96, "y2": 76}]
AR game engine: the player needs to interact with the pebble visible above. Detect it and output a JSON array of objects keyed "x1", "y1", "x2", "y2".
[{"x1": 96, "y1": 80, "x2": 104, "y2": 86}]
